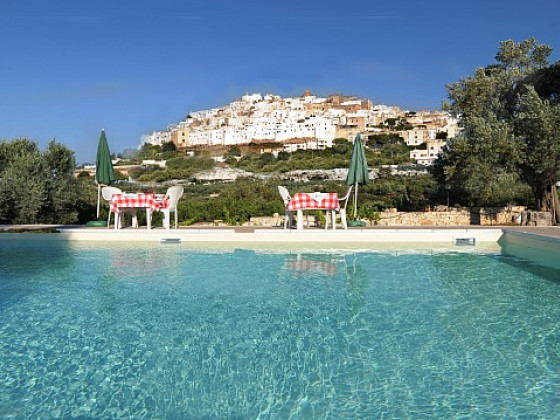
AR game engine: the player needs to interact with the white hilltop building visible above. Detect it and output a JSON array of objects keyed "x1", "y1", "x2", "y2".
[
  {"x1": 141, "y1": 89, "x2": 460, "y2": 164},
  {"x1": 140, "y1": 129, "x2": 172, "y2": 148}
]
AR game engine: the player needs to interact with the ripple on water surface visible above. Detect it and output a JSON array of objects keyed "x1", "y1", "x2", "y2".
[{"x1": 1, "y1": 241, "x2": 560, "y2": 418}]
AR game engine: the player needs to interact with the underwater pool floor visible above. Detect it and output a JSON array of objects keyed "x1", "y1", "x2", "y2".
[{"x1": 1, "y1": 240, "x2": 560, "y2": 418}]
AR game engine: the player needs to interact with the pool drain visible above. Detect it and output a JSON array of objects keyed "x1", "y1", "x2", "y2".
[
  {"x1": 160, "y1": 238, "x2": 182, "y2": 244},
  {"x1": 455, "y1": 237, "x2": 476, "y2": 246}
]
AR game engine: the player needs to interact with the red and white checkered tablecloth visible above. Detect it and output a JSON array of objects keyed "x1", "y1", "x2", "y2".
[
  {"x1": 110, "y1": 193, "x2": 168, "y2": 214},
  {"x1": 287, "y1": 259, "x2": 338, "y2": 277},
  {"x1": 287, "y1": 192, "x2": 339, "y2": 211}
]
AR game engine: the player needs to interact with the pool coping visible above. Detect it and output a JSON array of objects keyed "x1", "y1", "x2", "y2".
[
  {"x1": 501, "y1": 227, "x2": 560, "y2": 245},
  {"x1": 0, "y1": 225, "x2": 506, "y2": 243},
  {"x1": 2, "y1": 225, "x2": 559, "y2": 246}
]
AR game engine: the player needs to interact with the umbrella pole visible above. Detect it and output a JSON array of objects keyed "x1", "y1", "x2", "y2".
[
  {"x1": 354, "y1": 183, "x2": 358, "y2": 219},
  {"x1": 96, "y1": 184, "x2": 101, "y2": 220}
]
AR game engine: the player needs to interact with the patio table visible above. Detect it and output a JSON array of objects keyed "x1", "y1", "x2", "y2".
[
  {"x1": 110, "y1": 193, "x2": 168, "y2": 229},
  {"x1": 287, "y1": 192, "x2": 339, "y2": 230}
]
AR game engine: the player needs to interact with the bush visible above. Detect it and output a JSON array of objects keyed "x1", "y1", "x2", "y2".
[{"x1": 0, "y1": 138, "x2": 80, "y2": 224}]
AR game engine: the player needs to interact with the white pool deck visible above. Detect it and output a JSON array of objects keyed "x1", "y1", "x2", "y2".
[
  {"x1": 61, "y1": 227, "x2": 505, "y2": 244},
  {"x1": 2, "y1": 225, "x2": 560, "y2": 248}
]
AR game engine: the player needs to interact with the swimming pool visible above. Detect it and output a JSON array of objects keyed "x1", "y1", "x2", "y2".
[{"x1": 1, "y1": 239, "x2": 559, "y2": 418}]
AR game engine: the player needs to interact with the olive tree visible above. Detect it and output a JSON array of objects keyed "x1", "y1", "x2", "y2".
[
  {"x1": 39, "y1": 140, "x2": 79, "y2": 223},
  {"x1": 0, "y1": 138, "x2": 79, "y2": 224},
  {"x1": 0, "y1": 139, "x2": 46, "y2": 223},
  {"x1": 435, "y1": 38, "x2": 560, "y2": 217},
  {"x1": 516, "y1": 87, "x2": 560, "y2": 218}
]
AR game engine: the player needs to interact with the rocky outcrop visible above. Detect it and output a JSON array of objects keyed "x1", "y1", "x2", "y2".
[
  {"x1": 190, "y1": 165, "x2": 427, "y2": 183},
  {"x1": 276, "y1": 168, "x2": 350, "y2": 181},
  {"x1": 194, "y1": 167, "x2": 255, "y2": 182}
]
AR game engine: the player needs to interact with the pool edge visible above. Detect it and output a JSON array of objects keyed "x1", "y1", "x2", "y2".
[{"x1": 0, "y1": 227, "x2": 505, "y2": 245}]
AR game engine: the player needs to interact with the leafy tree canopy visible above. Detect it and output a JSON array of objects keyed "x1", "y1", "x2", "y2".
[
  {"x1": 0, "y1": 138, "x2": 78, "y2": 224},
  {"x1": 367, "y1": 133, "x2": 404, "y2": 146},
  {"x1": 224, "y1": 146, "x2": 242, "y2": 159},
  {"x1": 332, "y1": 138, "x2": 351, "y2": 154},
  {"x1": 161, "y1": 141, "x2": 176, "y2": 153},
  {"x1": 435, "y1": 38, "x2": 560, "y2": 218}
]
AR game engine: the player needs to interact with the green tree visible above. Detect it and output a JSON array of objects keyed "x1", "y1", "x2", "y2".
[
  {"x1": 140, "y1": 143, "x2": 161, "y2": 158},
  {"x1": 516, "y1": 86, "x2": 560, "y2": 218},
  {"x1": 277, "y1": 151, "x2": 290, "y2": 161},
  {"x1": 0, "y1": 138, "x2": 81, "y2": 224},
  {"x1": 368, "y1": 133, "x2": 403, "y2": 146},
  {"x1": 332, "y1": 138, "x2": 350, "y2": 154},
  {"x1": 435, "y1": 38, "x2": 559, "y2": 215},
  {"x1": 224, "y1": 145, "x2": 242, "y2": 160},
  {"x1": 39, "y1": 140, "x2": 79, "y2": 223},
  {"x1": 258, "y1": 152, "x2": 275, "y2": 166},
  {"x1": 161, "y1": 141, "x2": 176, "y2": 153},
  {"x1": 0, "y1": 139, "x2": 46, "y2": 223},
  {"x1": 528, "y1": 62, "x2": 560, "y2": 104},
  {"x1": 379, "y1": 143, "x2": 410, "y2": 163}
]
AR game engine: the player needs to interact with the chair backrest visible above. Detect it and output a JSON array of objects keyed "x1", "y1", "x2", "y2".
[
  {"x1": 165, "y1": 186, "x2": 184, "y2": 210},
  {"x1": 101, "y1": 186, "x2": 123, "y2": 201},
  {"x1": 278, "y1": 186, "x2": 291, "y2": 206},
  {"x1": 339, "y1": 185, "x2": 353, "y2": 210}
]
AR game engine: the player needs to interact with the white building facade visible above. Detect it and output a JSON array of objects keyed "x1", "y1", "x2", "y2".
[{"x1": 140, "y1": 91, "x2": 460, "y2": 164}]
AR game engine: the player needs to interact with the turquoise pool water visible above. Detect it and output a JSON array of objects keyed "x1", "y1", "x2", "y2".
[{"x1": 1, "y1": 240, "x2": 560, "y2": 419}]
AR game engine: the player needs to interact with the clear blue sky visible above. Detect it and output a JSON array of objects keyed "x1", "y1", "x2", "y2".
[{"x1": 1, "y1": 0, "x2": 558, "y2": 164}]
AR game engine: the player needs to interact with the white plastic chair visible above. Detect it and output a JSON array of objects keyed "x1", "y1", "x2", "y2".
[
  {"x1": 160, "y1": 186, "x2": 184, "y2": 229},
  {"x1": 337, "y1": 185, "x2": 353, "y2": 230},
  {"x1": 325, "y1": 186, "x2": 353, "y2": 230},
  {"x1": 101, "y1": 186, "x2": 138, "y2": 229},
  {"x1": 278, "y1": 186, "x2": 294, "y2": 229}
]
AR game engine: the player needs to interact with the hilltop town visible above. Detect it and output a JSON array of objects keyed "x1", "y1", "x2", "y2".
[{"x1": 141, "y1": 90, "x2": 461, "y2": 165}]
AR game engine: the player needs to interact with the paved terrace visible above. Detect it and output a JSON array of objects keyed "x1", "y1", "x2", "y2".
[{"x1": 1, "y1": 225, "x2": 560, "y2": 246}]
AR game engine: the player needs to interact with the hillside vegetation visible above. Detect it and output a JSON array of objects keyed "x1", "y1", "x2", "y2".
[{"x1": 2, "y1": 38, "x2": 557, "y2": 226}]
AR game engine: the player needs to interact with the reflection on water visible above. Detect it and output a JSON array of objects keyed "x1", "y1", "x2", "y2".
[
  {"x1": 0, "y1": 241, "x2": 78, "y2": 309},
  {"x1": 108, "y1": 247, "x2": 169, "y2": 281},
  {"x1": 499, "y1": 232, "x2": 560, "y2": 278},
  {"x1": 283, "y1": 253, "x2": 340, "y2": 277},
  {"x1": 343, "y1": 254, "x2": 371, "y2": 316},
  {"x1": 282, "y1": 252, "x2": 372, "y2": 316},
  {"x1": 1, "y1": 241, "x2": 560, "y2": 418}
]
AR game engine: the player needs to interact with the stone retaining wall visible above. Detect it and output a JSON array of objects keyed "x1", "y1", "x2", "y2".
[
  {"x1": 244, "y1": 206, "x2": 543, "y2": 227},
  {"x1": 520, "y1": 210, "x2": 553, "y2": 226},
  {"x1": 375, "y1": 206, "x2": 528, "y2": 227},
  {"x1": 203, "y1": 206, "x2": 554, "y2": 227}
]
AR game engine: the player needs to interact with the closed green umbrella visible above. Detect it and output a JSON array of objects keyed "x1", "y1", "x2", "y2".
[
  {"x1": 346, "y1": 133, "x2": 369, "y2": 219},
  {"x1": 95, "y1": 129, "x2": 117, "y2": 219}
]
